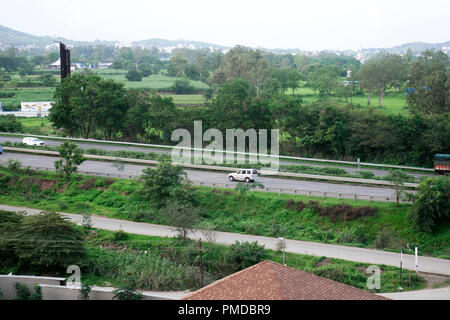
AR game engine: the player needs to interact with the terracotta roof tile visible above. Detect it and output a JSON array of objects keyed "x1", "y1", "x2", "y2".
[{"x1": 183, "y1": 260, "x2": 389, "y2": 300}]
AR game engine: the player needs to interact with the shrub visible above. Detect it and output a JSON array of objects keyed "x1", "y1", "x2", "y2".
[
  {"x1": 13, "y1": 211, "x2": 86, "y2": 271},
  {"x1": 13, "y1": 283, "x2": 42, "y2": 300},
  {"x1": 226, "y1": 241, "x2": 266, "y2": 272},
  {"x1": 375, "y1": 228, "x2": 398, "y2": 249},
  {"x1": 125, "y1": 69, "x2": 143, "y2": 82},
  {"x1": 408, "y1": 177, "x2": 450, "y2": 233},
  {"x1": 113, "y1": 230, "x2": 129, "y2": 241}
]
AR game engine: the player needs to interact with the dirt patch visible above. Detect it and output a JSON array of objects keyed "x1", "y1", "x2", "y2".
[
  {"x1": 314, "y1": 257, "x2": 334, "y2": 267},
  {"x1": 419, "y1": 272, "x2": 450, "y2": 289},
  {"x1": 39, "y1": 180, "x2": 57, "y2": 191},
  {"x1": 79, "y1": 178, "x2": 96, "y2": 190}
]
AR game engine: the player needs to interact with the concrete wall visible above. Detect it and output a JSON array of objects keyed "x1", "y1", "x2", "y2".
[
  {"x1": 0, "y1": 275, "x2": 179, "y2": 300},
  {"x1": 40, "y1": 284, "x2": 176, "y2": 300},
  {"x1": 0, "y1": 275, "x2": 65, "y2": 300}
]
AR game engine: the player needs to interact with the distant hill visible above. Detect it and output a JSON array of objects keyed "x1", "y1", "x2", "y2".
[
  {"x1": 0, "y1": 24, "x2": 448, "y2": 56},
  {"x1": 133, "y1": 38, "x2": 227, "y2": 50}
]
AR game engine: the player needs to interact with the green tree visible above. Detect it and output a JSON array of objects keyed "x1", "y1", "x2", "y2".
[
  {"x1": 309, "y1": 66, "x2": 340, "y2": 97},
  {"x1": 407, "y1": 50, "x2": 449, "y2": 114},
  {"x1": 140, "y1": 157, "x2": 194, "y2": 207},
  {"x1": 164, "y1": 202, "x2": 200, "y2": 240},
  {"x1": 356, "y1": 53, "x2": 408, "y2": 107},
  {"x1": 125, "y1": 69, "x2": 143, "y2": 81},
  {"x1": 54, "y1": 142, "x2": 85, "y2": 180},
  {"x1": 170, "y1": 78, "x2": 195, "y2": 94},
  {"x1": 50, "y1": 71, "x2": 128, "y2": 139},
  {"x1": 408, "y1": 177, "x2": 450, "y2": 233},
  {"x1": 13, "y1": 211, "x2": 86, "y2": 271}
]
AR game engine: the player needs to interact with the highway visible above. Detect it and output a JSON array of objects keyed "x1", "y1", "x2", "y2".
[
  {"x1": 0, "y1": 151, "x2": 402, "y2": 198},
  {"x1": 0, "y1": 135, "x2": 434, "y2": 178}
]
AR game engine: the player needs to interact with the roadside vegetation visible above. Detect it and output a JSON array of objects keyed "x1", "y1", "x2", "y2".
[
  {"x1": 0, "y1": 164, "x2": 447, "y2": 258},
  {"x1": 0, "y1": 210, "x2": 426, "y2": 294}
]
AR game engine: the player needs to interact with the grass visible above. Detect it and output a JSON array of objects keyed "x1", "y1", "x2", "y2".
[
  {"x1": 90, "y1": 72, "x2": 210, "y2": 90},
  {"x1": 287, "y1": 85, "x2": 410, "y2": 115},
  {"x1": 0, "y1": 88, "x2": 55, "y2": 108},
  {"x1": 80, "y1": 228, "x2": 426, "y2": 293},
  {"x1": 0, "y1": 166, "x2": 447, "y2": 258}
]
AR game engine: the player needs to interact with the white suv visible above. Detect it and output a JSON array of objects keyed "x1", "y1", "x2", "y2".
[
  {"x1": 22, "y1": 137, "x2": 44, "y2": 146},
  {"x1": 228, "y1": 169, "x2": 258, "y2": 183}
]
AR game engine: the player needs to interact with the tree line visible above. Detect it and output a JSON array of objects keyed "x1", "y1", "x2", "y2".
[{"x1": 49, "y1": 68, "x2": 449, "y2": 167}]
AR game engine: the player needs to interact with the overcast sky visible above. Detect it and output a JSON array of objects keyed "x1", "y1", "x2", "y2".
[{"x1": 1, "y1": 0, "x2": 449, "y2": 50}]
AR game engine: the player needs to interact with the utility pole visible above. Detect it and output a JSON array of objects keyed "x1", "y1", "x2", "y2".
[{"x1": 199, "y1": 238, "x2": 204, "y2": 287}]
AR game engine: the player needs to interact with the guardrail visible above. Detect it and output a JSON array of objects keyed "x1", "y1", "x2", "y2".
[
  {"x1": 20, "y1": 164, "x2": 411, "y2": 203},
  {"x1": 2, "y1": 147, "x2": 419, "y2": 188},
  {"x1": 0, "y1": 132, "x2": 434, "y2": 172}
]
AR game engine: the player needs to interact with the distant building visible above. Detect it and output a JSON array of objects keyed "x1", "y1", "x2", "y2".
[
  {"x1": 0, "y1": 102, "x2": 53, "y2": 117},
  {"x1": 98, "y1": 62, "x2": 113, "y2": 69}
]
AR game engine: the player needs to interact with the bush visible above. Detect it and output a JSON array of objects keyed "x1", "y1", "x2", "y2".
[
  {"x1": 226, "y1": 241, "x2": 266, "y2": 272},
  {"x1": 375, "y1": 228, "x2": 399, "y2": 249},
  {"x1": 170, "y1": 78, "x2": 195, "y2": 94},
  {"x1": 12, "y1": 211, "x2": 86, "y2": 272},
  {"x1": 0, "y1": 115, "x2": 23, "y2": 132},
  {"x1": 125, "y1": 69, "x2": 143, "y2": 82},
  {"x1": 13, "y1": 283, "x2": 42, "y2": 300},
  {"x1": 113, "y1": 230, "x2": 129, "y2": 241},
  {"x1": 408, "y1": 177, "x2": 450, "y2": 233}
]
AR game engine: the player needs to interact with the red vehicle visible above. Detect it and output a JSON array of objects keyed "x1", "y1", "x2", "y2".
[{"x1": 434, "y1": 154, "x2": 450, "y2": 175}]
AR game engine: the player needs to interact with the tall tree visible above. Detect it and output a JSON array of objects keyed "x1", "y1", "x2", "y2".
[
  {"x1": 356, "y1": 53, "x2": 408, "y2": 107},
  {"x1": 407, "y1": 50, "x2": 449, "y2": 114}
]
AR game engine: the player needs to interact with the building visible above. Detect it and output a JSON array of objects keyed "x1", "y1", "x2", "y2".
[
  {"x1": 183, "y1": 260, "x2": 388, "y2": 300},
  {"x1": 0, "y1": 101, "x2": 53, "y2": 117}
]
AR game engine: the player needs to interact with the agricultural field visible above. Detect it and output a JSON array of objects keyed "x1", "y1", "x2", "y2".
[
  {"x1": 90, "y1": 70, "x2": 210, "y2": 90},
  {"x1": 288, "y1": 86, "x2": 410, "y2": 115},
  {"x1": 0, "y1": 87, "x2": 55, "y2": 108}
]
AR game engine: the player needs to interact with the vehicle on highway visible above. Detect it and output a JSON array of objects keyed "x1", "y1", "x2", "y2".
[
  {"x1": 434, "y1": 154, "x2": 450, "y2": 175},
  {"x1": 22, "y1": 137, "x2": 44, "y2": 147},
  {"x1": 0, "y1": 145, "x2": 3, "y2": 154},
  {"x1": 228, "y1": 169, "x2": 258, "y2": 183}
]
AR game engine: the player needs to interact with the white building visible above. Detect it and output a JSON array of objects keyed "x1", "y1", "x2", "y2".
[{"x1": 0, "y1": 102, "x2": 53, "y2": 117}]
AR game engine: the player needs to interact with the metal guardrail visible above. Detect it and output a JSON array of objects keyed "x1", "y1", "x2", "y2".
[
  {"x1": 1, "y1": 147, "x2": 419, "y2": 188},
  {"x1": 0, "y1": 132, "x2": 434, "y2": 172},
  {"x1": 6, "y1": 164, "x2": 411, "y2": 203}
]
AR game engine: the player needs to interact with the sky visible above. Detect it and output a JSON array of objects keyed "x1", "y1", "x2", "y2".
[{"x1": 0, "y1": 0, "x2": 449, "y2": 50}]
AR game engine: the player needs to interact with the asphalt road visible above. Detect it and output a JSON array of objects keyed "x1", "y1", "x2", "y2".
[
  {"x1": 1, "y1": 204, "x2": 449, "y2": 277},
  {"x1": 0, "y1": 136, "x2": 433, "y2": 178},
  {"x1": 0, "y1": 152, "x2": 401, "y2": 198}
]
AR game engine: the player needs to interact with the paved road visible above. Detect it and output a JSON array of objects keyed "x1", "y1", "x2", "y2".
[
  {"x1": 0, "y1": 136, "x2": 432, "y2": 178},
  {"x1": 1, "y1": 204, "x2": 449, "y2": 276},
  {"x1": 379, "y1": 287, "x2": 450, "y2": 300},
  {"x1": 0, "y1": 152, "x2": 401, "y2": 198}
]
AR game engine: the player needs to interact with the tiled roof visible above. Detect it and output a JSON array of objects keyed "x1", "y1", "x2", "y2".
[{"x1": 183, "y1": 260, "x2": 389, "y2": 300}]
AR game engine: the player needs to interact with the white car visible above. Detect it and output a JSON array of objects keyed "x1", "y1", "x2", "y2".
[
  {"x1": 228, "y1": 169, "x2": 258, "y2": 183},
  {"x1": 22, "y1": 137, "x2": 44, "y2": 146}
]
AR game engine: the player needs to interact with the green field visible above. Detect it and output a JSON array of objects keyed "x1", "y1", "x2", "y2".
[
  {"x1": 90, "y1": 70, "x2": 210, "y2": 90},
  {"x1": 288, "y1": 86, "x2": 410, "y2": 115},
  {"x1": 0, "y1": 88, "x2": 55, "y2": 108}
]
